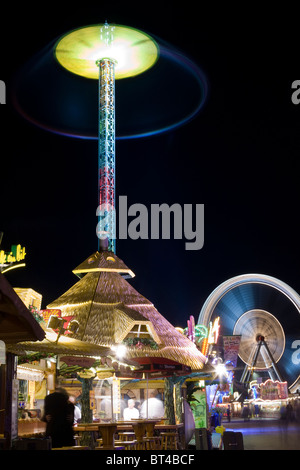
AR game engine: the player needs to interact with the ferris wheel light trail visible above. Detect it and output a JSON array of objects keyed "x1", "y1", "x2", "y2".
[
  {"x1": 55, "y1": 23, "x2": 159, "y2": 252},
  {"x1": 198, "y1": 274, "x2": 300, "y2": 390}
]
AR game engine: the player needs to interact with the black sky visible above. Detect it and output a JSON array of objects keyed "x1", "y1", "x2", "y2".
[{"x1": 1, "y1": 4, "x2": 299, "y2": 329}]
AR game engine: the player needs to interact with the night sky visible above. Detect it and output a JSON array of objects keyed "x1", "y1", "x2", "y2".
[{"x1": 1, "y1": 4, "x2": 299, "y2": 331}]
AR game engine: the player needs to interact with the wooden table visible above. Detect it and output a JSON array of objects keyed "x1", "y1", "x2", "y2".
[
  {"x1": 73, "y1": 423, "x2": 99, "y2": 449},
  {"x1": 74, "y1": 423, "x2": 118, "y2": 450},
  {"x1": 97, "y1": 423, "x2": 117, "y2": 450},
  {"x1": 116, "y1": 420, "x2": 159, "y2": 450},
  {"x1": 130, "y1": 420, "x2": 148, "y2": 449},
  {"x1": 155, "y1": 424, "x2": 185, "y2": 449},
  {"x1": 144, "y1": 419, "x2": 158, "y2": 437},
  {"x1": 116, "y1": 421, "x2": 185, "y2": 449},
  {"x1": 75, "y1": 421, "x2": 186, "y2": 450}
]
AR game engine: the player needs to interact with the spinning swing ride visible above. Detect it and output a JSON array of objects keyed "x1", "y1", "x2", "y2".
[{"x1": 55, "y1": 22, "x2": 159, "y2": 253}]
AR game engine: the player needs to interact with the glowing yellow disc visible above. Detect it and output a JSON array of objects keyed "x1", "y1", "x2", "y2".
[{"x1": 55, "y1": 24, "x2": 159, "y2": 79}]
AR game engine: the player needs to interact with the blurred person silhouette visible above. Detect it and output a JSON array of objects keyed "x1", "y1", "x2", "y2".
[
  {"x1": 140, "y1": 391, "x2": 164, "y2": 419},
  {"x1": 295, "y1": 400, "x2": 300, "y2": 423},
  {"x1": 242, "y1": 404, "x2": 250, "y2": 421},
  {"x1": 135, "y1": 401, "x2": 141, "y2": 412},
  {"x1": 279, "y1": 403, "x2": 289, "y2": 443},
  {"x1": 227, "y1": 405, "x2": 231, "y2": 422},
  {"x1": 286, "y1": 402, "x2": 294, "y2": 422},
  {"x1": 123, "y1": 399, "x2": 140, "y2": 420},
  {"x1": 42, "y1": 387, "x2": 75, "y2": 448},
  {"x1": 69, "y1": 395, "x2": 81, "y2": 424}
]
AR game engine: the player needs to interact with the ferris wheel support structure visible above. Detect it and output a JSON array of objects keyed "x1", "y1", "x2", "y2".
[{"x1": 240, "y1": 335, "x2": 283, "y2": 384}]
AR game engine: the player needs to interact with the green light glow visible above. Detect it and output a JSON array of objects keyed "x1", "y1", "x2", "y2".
[{"x1": 55, "y1": 24, "x2": 159, "y2": 79}]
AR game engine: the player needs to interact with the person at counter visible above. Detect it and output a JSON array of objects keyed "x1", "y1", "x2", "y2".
[
  {"x1": 123, "y1": 399, "x2": 140, "y2": 420},
  {"x1": 140, "y1": 392, "x2": 164, "y2": 419}
]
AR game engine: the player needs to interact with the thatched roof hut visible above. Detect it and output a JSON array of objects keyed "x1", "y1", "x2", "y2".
[
  {"x1": 47, "y1": 250, "x2": 207, "y2": 371},
  {"x1": 6, "y1": 327, "x2": 110, "y2": 357},
  {"x1": 0, "y1": 272, "x2": 45, "y2": 344}
]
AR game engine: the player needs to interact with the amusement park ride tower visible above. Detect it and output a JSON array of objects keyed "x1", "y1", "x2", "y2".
[{"x1": 55, "y1": 22, "x2": 158, "y2": 253}]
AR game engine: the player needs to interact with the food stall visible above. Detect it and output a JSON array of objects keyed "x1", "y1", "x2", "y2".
[{"x1": 16, "y1": 357, "x2": 57, "y2": 437}]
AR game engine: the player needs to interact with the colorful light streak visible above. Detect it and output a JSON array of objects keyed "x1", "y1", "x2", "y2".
[
  {"x1": 1, "y1": 263, "x2": 26, "y2": 274},
  {"x1": 201, "y1": 337, "x2": 209, "y2": 356},
  {"x1": 12, "y1": 39, "x2": 208, "y2": 140}
]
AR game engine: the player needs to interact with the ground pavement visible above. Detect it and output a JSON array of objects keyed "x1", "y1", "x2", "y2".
[{"x1": 222, "y1": 416, "x2": 300, "y2": 450}]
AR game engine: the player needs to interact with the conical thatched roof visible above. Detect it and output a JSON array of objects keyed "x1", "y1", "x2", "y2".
[
  {"x1": 47, "y1": 250, "x2": 206, "y2": 371},
  {"x1": 72, "y1": 250, "x2": 135, "y2": 278}
]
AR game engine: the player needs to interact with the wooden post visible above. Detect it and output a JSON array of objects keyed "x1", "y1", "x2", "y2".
[
  {"x1": 77, "y1": 376, "x2": 95, "y2": 448},
  {"x1": 4, "y1": 353, "x2": 18, "y2": 449},
  {"x1": 164, "y1": 377, "x2": 176, "y2": 425},
  {"x1": 0, "y1": 363, "x2": 6, "y2": 436}
]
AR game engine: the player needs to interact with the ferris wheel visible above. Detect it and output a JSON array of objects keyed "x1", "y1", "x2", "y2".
[{"x1": 198, "y1": 274, "x2": 300, "y2": 391}]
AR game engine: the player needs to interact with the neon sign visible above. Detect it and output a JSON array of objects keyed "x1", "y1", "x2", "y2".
[
  {"x1": 0, "y1": 244, "x2": 26, "y2": 273},
  {"x1": 183, "y1": 316, "x2": 209, "y2": 346},
  {"x1": 208, "y1": 317, "x2": 220, "y2": 345}
]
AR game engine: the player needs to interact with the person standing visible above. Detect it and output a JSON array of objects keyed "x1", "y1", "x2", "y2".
[
  {"x1": 123, "y1": 399, "x2": 140, "y2": 420},
  {"x1": 227, "y1": 405, "x2": 231, "y2": 422},
  {"x1": 286, "y1": 402, "x2": 293, "y2": 423},
  {"x1": 42, "y1": 387, "x2": 75, "y2": 448},
  {"x1": 140, "y1": 392, "x2": 164, "y2": 419},
  {"x1": 69, "y1": 395, "x2": 82, "y2": 424}
]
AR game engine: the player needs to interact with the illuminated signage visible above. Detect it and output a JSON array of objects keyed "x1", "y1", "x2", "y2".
[
  {"x1": 260, "y1": 379, "x2": 288, "y2": 400},
  {"x1": 0, "y1": 244, "x2": 26, "y2": 273},
  {"x1": 208, "y1": 317, "x2": 220, "y2": 344},
  {"x1": 39, "y1": 309, "x2": 62, "y2": 324},
  {"x1": 112, "y1": 377, "x2": 121, "y2": 414},
  {"x1": 0, "y1": 244, "x2": 26, "y2": 264}
]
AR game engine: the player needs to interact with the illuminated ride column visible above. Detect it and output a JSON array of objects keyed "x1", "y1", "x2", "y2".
[
  {"x1": 96, "y1": 56, "x2": 117, "y2": 253},
  {"x1": 96, "y1": 22, "x2": 116, "y2": 253},
  {"x1": 55, "y1": 22, "x2": 159, "y2": 253}
]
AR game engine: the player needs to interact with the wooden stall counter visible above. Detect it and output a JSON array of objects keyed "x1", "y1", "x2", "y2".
[{"x1": 18, "y1": 418, "x2": 46, "y2": 437}]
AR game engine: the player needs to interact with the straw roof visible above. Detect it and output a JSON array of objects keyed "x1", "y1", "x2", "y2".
[
  {"x1": 47, "y1": 251, "x2": 206, "y2": 371},
  {"x1": 0, "y1": 272, "x2": 45, "y2": 343},
  {"x1": 6, "y1": 328, "x2": 110, "y2": 357},
  {"x1": 72, "y1": 250, "x2": 135, "y2": 278}
]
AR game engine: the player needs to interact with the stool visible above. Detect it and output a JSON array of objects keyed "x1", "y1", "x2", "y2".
[
  {"x1": 151, "y1": 436, "x2": 162, "y2": 449},
  {"x1": 95, "y1": 445, "x2": 125, "y2": 450},
  {"x1": 115, "y1": 439, "x2": 137, "y2": 450},
  {"x1": 96, "y1": 438, "x2": 126, "y2": 450},
  {"x1": 135, "y1": 439, "x2": 147, "y2": 450},
  {"x1": 160, "y1": 432, "x2": 179, "y2": 450},
  {"x1": 52, "y1": 446, "x2": 90, "y2": 450},
  {"x1": 143, "y1": 437, "x2": 157, "y2": 450},
  {"x1": 117, "y1": 432, "x2": 136, "y2": 441}
]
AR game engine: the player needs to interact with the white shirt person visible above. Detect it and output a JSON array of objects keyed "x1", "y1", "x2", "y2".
[
  {"x1": 140, "y1": 393, "x2": 164, "y2": 419},
  {"x1": 123, "y1": 399, "x2": 140, "y2": 420}
]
